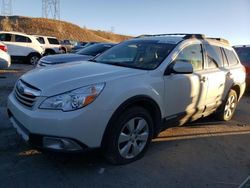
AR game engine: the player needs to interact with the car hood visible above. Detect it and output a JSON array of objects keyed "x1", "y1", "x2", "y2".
[
  {"x1": 40, "y1": 54, "x2": 93, "y2": 64},
  {"x1": 21, "y1": 61, "x2": 147, "y2": 96}
]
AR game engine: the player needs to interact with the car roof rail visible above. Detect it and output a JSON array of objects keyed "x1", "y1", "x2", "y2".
[
  {"x1": 206, "y1": 37, "x2": 230, "y2": 45},
  {"x1": 135, "y1": 33, "x2": 206, "y2": 39}
]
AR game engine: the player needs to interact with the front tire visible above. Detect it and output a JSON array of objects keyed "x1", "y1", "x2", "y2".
[
  {"x1": 215, "y1": 89, "x2": 238, "y2": 121},
  {"x1": 104, "y1": 106, "x2": 153, "y2": 165}
]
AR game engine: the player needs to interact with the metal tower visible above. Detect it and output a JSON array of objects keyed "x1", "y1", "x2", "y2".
[
  {"x1": 1, "y1": 0, "x2": 12, "y2": 16},
  {"x1": 42, "y1": 0, "x2": 60, "y2": 20}
]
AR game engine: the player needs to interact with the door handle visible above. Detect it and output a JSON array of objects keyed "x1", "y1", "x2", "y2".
[{"x1": 200, "y1": 76, "x2": 207, "y2": 82}]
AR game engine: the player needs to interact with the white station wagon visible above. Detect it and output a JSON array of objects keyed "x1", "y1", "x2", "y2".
[{"x1": 8, "y1": 34, "x2": 246, "y2": 164}]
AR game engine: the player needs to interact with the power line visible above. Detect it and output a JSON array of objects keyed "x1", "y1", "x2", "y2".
[
  {"x1": 1, "y1": 0, "x2": 12, "y2": 16},
  {"x1": 42, "y1": 0, "x2": 60, "y2": 20}
]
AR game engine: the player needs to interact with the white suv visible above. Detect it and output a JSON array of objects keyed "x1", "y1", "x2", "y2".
[
  {"x1": 7, "y1": 34, "x2": 246, "y2": 164},
  {"x1": 35, "y1": 35, "x2": 63, "y2": 55},
  {"x1": 0, "y1": 31, "x2": 44, "y2": 65}
]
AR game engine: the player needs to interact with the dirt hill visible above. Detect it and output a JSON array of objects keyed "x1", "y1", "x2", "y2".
[{"x1": 0, "y1": 16, "x2": 131, "y2": 42}]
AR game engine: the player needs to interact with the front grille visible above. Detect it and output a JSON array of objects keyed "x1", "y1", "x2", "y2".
[{"x1": 14, "y1": 80, "x2": 40, "y2": 108}]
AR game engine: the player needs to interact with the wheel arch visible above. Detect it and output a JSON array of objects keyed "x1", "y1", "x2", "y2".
[
  {"x1": 101, "y1": 95, "x2": 163, "y2": 149},
  {"x1": 28, "y1": 52, "x2": 41, "y2": 58},
  {"x1": 45, "y1": 48, "x2": 56, "y2": 54},
  {"x1": 61, "y1": 46, "x2": 67, "y2": 53},
  {"x1": 231, "y1": 84, "x2": 241, "y2": 101}
]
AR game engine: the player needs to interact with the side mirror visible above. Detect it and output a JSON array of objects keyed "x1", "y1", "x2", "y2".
[{"x1": 171, "y1": 60, "x2": 193, "y2": 74}]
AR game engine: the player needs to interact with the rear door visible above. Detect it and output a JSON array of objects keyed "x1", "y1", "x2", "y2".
[
  {"x1": 12, "y1": 34, "x2": 33, "y2": 56},
  {"x1": 202, "y1": 44, "x2": 227, "y2": 112}
]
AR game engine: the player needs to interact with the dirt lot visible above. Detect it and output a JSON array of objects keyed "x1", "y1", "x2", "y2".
[{"x1": 0, "y1": 64, "x2": 250, "y2": 188}]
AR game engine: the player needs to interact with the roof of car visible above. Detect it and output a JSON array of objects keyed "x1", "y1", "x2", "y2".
[
  {"x1": 97, "y1": 42, "x2": 116, "y2": 45},
  {"x1": 132, "y1": 35, "x2": 184, "y2": 44},
  {"x1": 133, "y1": 33, "x2": 231, "y2": 47},
  {"x1": 33, "y1": 35, "x2": 58, "y2": 39},
  {"x1": 0, "y1": 31, "x2": 31, "y2": 37}
]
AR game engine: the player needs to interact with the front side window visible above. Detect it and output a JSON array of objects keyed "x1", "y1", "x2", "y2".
[
  {"x1": 94, "y1": 40, "x2": 176, "y2": 70},
  {"x1": 0, "y1": 33, "x2": 12, "y2": 42},
  {"x1": 204, "y1": 44, "x2": 223, "y2": 68},
  {"x1": 15, "y1": 35, "x2": 31, "y2": 43},
  {"x1": 48, "y1": 38, "x2": 59, "y2": 45},
  {"x1": 174, "y1": 44, "x2": 203, "y2": 71},
  {"x1": 224, "y1": 49, "x2": 239, "y2": 66}
]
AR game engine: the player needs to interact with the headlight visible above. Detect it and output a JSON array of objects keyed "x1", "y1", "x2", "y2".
[{"x1": 39, "y1": 83, "x2": 105, "y2": 111}]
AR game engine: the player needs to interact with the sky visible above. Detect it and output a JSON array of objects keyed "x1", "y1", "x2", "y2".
[{"x1": 7, "y1": 0, "x2": 250, "y2": 45}]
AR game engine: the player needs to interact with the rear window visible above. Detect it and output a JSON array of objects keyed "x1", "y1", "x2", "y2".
[
  {"x1": 15, "y1": 35, "x2": 32, "y2": 43},
  {"x1": 0, "y1": 33, "x2": 12, "y2": 42},
  {"x1": 76, "y1": 44, "x2": 113, "y2": 56},
  {"x1": 224, "y1": 49, "x2": 239, "y2": 66},
  {"x1": 234, "y1": 47, "x2": 250, "y2": 66},
  {"x1": 48, "y1": 38, "x2": 59, "y2": 45},
  {"x1": 204, "y1": 44, "x2": 223, "y2": 68}
]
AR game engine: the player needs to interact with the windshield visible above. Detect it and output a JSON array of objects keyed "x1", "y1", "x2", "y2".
[
  {"x1": 234, "y1": 47, "x2": 250, "y2": 66},
  {"x1": 94, "y1": 40, "x2": 176, "y2": 70},
  {"x1": 76, "y1": 44, "x2": 113, "y2": 56}
]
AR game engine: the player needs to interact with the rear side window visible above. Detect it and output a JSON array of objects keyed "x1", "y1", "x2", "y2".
[
  {"x1": 224, "y1": 49, "x2": 239, "y2": 66},
  {"x1": 221, "y1": 48, "x2": 229, "y2": 67},
  {"x1": 174, "y1": 44, "x2": 203, "y2": 71},
  {"x1": 37, "y1": 37, "x2": 45, "y2": 44},
  {"x1": 0, "y1": 33, "x2": 12, "y2": 42},
  {"x1": 204, "y1": 44, "x2": 223, "y2": 68},
  {"x1": 48, "y1": 38, "x2": 59, "y2": 45},
  {"x1": 15, "y1": 35, "x2": 32, "y2": 43}
]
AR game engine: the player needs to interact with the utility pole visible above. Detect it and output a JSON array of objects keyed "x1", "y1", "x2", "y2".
[
  {"x1": 42, "y1": 0, "x2": 60, "y2": 20},
  {"x1": 1, "y1": 0, "x2": 12, "y2": 16}
]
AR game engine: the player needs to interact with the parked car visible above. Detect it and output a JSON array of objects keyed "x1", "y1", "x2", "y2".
[
  {"x1": 7, "y1": 34, "x2": 246, "y2": 164},
  {"x1": 34, "y1": 35, "x2": 63, "y2": 55},
  {"x1": 0, "y1": 42, "x2": 11, "y2": 69},
  {"x1": 37, "y1": 43, "x2": 115, "y2": 67},
  {"x1": 71, "y1": 42, "x2": 99, "y2": 53},
  {"x1": 0, "y1": 31, "x2": 44, "y2": 65},
  {"x1": 60, "y1": 40, "x2": 76, "y2": 53},
  {"x1": 233, "y1": 45, "x2": 250, "y2": 87}
]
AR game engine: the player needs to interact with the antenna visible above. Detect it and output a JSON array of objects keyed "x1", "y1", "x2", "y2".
[
  {"x1": 1, "y1": 0, "x2": 12, "y2": 16},
  {"x1": 42, "y1": 0, "x2": 60, "y2": 20}
]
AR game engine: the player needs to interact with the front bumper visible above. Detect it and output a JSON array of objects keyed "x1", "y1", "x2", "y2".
[{"x1": 7, "y1": 92, "x2": 113, "y2": 150}]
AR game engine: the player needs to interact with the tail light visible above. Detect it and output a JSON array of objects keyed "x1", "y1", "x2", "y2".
[{"x1": 0, "y1": 44, "x2": 8, "y2": 52}]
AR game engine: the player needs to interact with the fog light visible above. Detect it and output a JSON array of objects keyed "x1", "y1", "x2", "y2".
[{"x1": 43, "y1": 137, "x2": 82, "y2": 151}]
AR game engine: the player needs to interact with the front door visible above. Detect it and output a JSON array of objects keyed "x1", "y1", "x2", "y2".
[{"x1": 164, "y1": 43, "x2": 208, "y2": 125}]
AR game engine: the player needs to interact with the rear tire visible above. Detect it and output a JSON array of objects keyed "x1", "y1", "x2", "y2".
[
  {"x1": 27, "y1": 53, "x2": 41, "y2": 65},
  {"x1": 214, "y1": 89, "x2": 238, "y2": 121},
  {"x1": 104, "y1": 106, "x2": 153, "y2": 165}
]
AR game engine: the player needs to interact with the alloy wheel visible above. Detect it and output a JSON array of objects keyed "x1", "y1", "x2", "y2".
[
  {"x1": 224, "y1": 95, "x2": 237, "y2": 119},
  {"x1": 118, "y1": 117, "x2": 149, "y2": 159}
]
